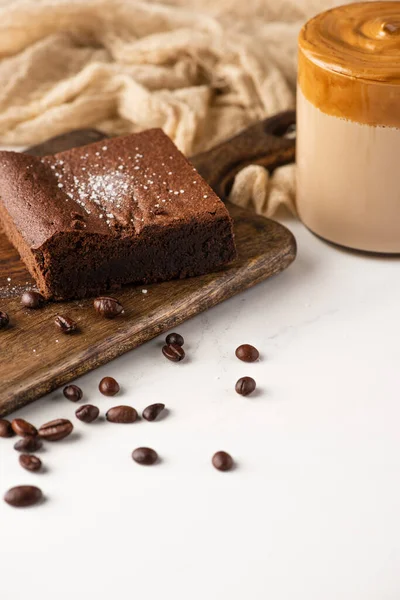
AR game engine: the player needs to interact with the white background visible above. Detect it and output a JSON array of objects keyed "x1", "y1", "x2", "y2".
[{"x1": 1, "y1": 218, "x2": 400, "y2": 599}]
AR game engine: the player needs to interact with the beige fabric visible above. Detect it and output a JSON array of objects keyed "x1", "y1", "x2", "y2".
[{"x1": 0, "y1": 0, "x2": 358, "y2": 217}]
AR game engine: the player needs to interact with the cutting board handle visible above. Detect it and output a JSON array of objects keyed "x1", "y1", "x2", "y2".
[{"x1": 190, "y1": 110, "x2": 296, "y2": 200}]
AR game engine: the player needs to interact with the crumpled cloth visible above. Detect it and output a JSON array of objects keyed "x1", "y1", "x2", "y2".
[{"x1": 0, "y1": 0, "x2": 355, "y2": 217}]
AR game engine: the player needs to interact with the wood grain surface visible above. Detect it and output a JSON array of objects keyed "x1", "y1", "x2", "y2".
[{"x1": 0, "y1": 113, "x2": 296, "y2": 416}]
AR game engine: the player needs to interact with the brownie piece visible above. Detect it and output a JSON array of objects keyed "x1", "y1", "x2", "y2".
[{"x1": 0, "y1": 129, "x2": 236, "y2": 299}]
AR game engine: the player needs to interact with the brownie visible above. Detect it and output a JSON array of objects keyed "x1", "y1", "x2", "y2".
[{"x1": 0, "y1": 129, "x2": 236, "y2": 299}]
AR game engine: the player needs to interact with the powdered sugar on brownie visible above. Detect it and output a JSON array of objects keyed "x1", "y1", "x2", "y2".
[{"x1": 39, "y1": 129, "x2": 227, "y2": 235}]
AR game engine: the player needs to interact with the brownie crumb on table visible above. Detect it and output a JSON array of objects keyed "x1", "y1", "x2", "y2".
[
  {"x1": 0, "y1": 129, "x2": 236, "y2": 300},
  {"x1": 0, "y1": 310, "x2": 9, "y2": 329}
]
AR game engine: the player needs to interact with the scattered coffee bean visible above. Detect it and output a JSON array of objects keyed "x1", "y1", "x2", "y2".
[
  {"x1": 94, "y1": 296, "x2": 124, "y2": 318},
  {"x1": 235, "y1": 344, "x2": 259, "y2": 363},
  {"x1": 63, "y1": 384, "x2": 83, "y2": 402},
  {"x1": 38, "y1": 418, "x2": 73, "y2": 441},
  {"x1": 162, "y1": 343, "x2": 185, "y2": 362},
  {"x1": 11, "y1": 418, "x2": 37, "y2": 438},
  {"x1": 19, "y1": 454, "x2": 42, "y2": 472},
  {"x1": 75, "y1": 404, "x2": 99, "y2": 423},
  {"x1": 21, "y1": 291, "x2": 45, "y2": 309},
  {"x1": 142, "y1": 403, "x2": 165, "y2": 422},
  {"x1": 55, "y1": 315, "x2": 78, "y2": 334},
  {"x1": 4, "y1": 485, "x2": 43, "y2": 508},
  {"x1": 0, "y1": 310, "x2": 9, "y2": 329},
  {"x1": 132, "y1": 447, "x2": 158, "y2": 465},
  {"x1": 0, "y1": 418, "x2": 15, "y2": 438},
  {"x1": 212, "y1": 451, "x2": 234, "y2": 472},
  {"x1": 106, "y1": 405, "x2": 137, "y2": 423},
  {"x1": 14, "y1": 436, "x2": 42, "y2": 453},
  {"x1": 99, "y1": 376, "x2": 120, "y2": 396},
  {"x1": 235, "y1": 376, "x2": 256, "y2": 396},
  {"x1": 166, "y1": 332, "x2": 184, "y2": 346}
]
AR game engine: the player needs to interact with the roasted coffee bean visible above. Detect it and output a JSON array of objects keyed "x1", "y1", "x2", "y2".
[
  {"x1": 75, "y1": 404, "x2": 99, "y2": 423},
  {"x1": 94, "y1": 296, "x2": 124, "y2": 318},
  {"x1": 55, "y1": 315, "x2": 78, "y2": 334},
  {"x1": 132, "y1": 447, "x2": 158, "y2": 465},
  {"x1": 0, "y1": 419, "x2": 14, "y2": 438},
  {"x1": 0, "y1": 310, "x2": 9, "y2": 329},
  {"x1": 106, "y1": 405, "x2": 137, "y2": 423},
  {"x1": 165, "y1": 332, "x2": 184, "y2": 346},
  {"x1": 38, "y1": 418, "x2": 73, "y2": 441},
  {"x1": 4, "y1": 485, "x2": 43, "y2": 508},
  {"x1": 19, "y1": 454, "x2": 42, "y2": 472},
  {"x1": 99, "y1": 376, "x2": 120, "y2": 396},
  {"x1": 235, "y1": 376, "x2": 256, "y2": 396},
  {"x1": 11, "y1": 418, "x2": 37, "y2": 437},
  {"x1": 14, "y1": 436, "x2": 42, "y2": 453},
  {"x1": 21, "y1": 291, "x2": 45, "y2": 309},
  {"x1": 63, "y1": 384, "x2": 83, "y2": 402},
  {"x1": 142, "y1": 403, "x2": 165, "y2": 422},
  {"x1": 235, "y1": 344, "x2": 259, "y2": 363},
  {"x1": 162, "y1": 343, "x2": 185, "y2": 362},
  {"x1": 212, "y1": 451, "x2": 234, "y2": 472}
]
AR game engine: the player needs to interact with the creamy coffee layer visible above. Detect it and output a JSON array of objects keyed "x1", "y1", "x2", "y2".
[
  {"x1": 296, "y1": 88, "x2": 400, "y2": 253},
  {"x1": 299, "y1": 1, "x2": 400, "y2": 127}
]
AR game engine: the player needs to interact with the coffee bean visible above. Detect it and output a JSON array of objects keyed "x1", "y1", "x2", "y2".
[
  {"x1": 0, "y1": 310, "x2": 9, "y2": 329},
  {"x1": 55, "y1": 315, "x2": 78, "y2": 334},
  {"x1": 38, "y1": 418, "x2": 73, "y2": 441},
  {"x1": 21, "y1": 291, "x2": 45, "y2": 309},
  {"x1": 75, "y1": 404, "x2": 99, "y2": 423},
  {"x1": 142, "y1": 403, "x2": 165, "y2": 422},
  {"x1": 4, "y1": 485, "x2": 43, "y2": 508},
  {"x1": 165, "y1": 332, "x2": 184, "y2": 346},
  {"x1": 132, "y1": 447, "x2": 158, "y2": 465},
  {"x1": 11, "y1": 418, "x2": 37, "y2": 437},
  {"x1": 19, "y1": 454, "x2": 42, "y2": 472},
  {"x1": 212, "y1": 451, "x2": 234, "y2": 472},
  {"x1": 235, "y1": 376, "x2": 256, "y2": 396},
  {"x1": 162, "y1": 343, "x2": 185, "y2": 362},
  {"x1": 63, "y1": 384, "x2": 83, "y2": 402},
  {"x1": 99, "y1": 377, "x2": 120, "y2": 396},
  {"x1": 14, "y1": 436, "x2": 42, "y2": 453},
  {"x1": 106, "y1": 406, "x2": 137, "y2": 423},
  {"x1": 235, "y1": 344, "x2": 259, "y2": 363},
  {"x1": 0, "y1": 419, "x2": 15, "y2": 438},
  {"x1": 94, "y1": 296, "x2": 124, "y2": 318}
]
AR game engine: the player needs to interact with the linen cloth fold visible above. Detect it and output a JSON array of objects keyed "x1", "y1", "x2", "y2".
[{"x1": 0, "y1": 0, "x2": 355, "y2": 217}]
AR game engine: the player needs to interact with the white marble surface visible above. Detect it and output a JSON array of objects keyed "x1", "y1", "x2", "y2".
[{"x1": 1, "y1": 217, "x2": 400, "y2": 599}]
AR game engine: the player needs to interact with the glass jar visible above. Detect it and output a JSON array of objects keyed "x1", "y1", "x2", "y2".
[{"x1": 297, "y1": 1, "x2": 400, "y2": 253}]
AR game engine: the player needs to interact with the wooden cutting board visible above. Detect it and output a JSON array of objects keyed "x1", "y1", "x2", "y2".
[{"x1": 0, "y1": 111, "x2": 296, "y2": 417}]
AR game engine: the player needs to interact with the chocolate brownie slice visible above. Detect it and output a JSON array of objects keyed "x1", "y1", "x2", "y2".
[{"x1": 0, "y1": 129, "x2": 236, "y2": 299}]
